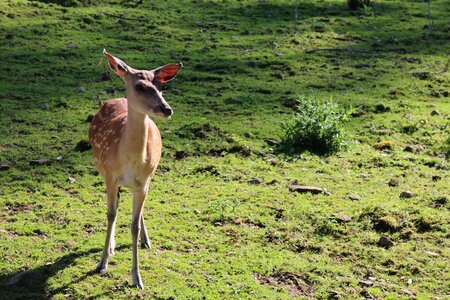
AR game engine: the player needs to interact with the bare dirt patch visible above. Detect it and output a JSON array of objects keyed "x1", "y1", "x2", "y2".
[{"x1": 254, "y1": 271, "x2": 313, "y2": 297}]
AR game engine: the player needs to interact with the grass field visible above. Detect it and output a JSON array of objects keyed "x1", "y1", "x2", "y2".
[{"x1": 0, "y1": 0, "x2": 449, "y2": 299}]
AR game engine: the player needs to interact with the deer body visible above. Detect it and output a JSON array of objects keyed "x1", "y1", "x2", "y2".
[
  {"x1": 88, "y1": 50, "x2": 181, "y2": 289},
  {"x1": 90, "y1": 98, "x2": 162, "y2": 189}
]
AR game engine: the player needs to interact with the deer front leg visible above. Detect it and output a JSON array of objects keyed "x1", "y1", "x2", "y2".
[
  {"x1": 140, "y1": 214, "x2": 151, "y2": 249},
  {"x1": 131, "y1": 188, "x2": 147, "y2": 289},
  {"x1": 96, "y1": 179, "x2": 119, "y2": 275}
]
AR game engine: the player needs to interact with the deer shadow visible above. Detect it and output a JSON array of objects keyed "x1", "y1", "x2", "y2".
[{"x1": 0, "y1": 245, "x2": 130, "y2": 300}]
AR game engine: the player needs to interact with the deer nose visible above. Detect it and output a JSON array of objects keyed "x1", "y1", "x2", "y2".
[{"x1": 160, "y1": 105, "x2": 173, "y2": 117}]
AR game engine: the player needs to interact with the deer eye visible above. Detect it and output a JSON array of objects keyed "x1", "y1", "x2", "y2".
[{"x1": 135, "y1": 82, "x2": 146, "y2": 92}]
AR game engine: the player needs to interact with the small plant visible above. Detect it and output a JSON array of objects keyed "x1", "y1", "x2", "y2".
[{"x1": 281, "y1": 95, "x2": 354, "y2": 155}]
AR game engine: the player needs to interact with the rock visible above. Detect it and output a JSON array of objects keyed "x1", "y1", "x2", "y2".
[
  {"x1": 402, "y1": 289, "x2": 414, "y2": 297},
  {"x1": 377, "y1": 236, "x2": 394, "y2": 248},
  {"x1": 68, "y1": 177, "x2": 76, "y2": 183},
  {"x1": 175, "y1": 150, "x2": 190, "y2": 160},
  {"x1": 430, "y1": 109, "x2": 440, "y2": 116},
  {"x1": 105, "y1": 87, "x2": 115, "y2": 94},
  {"x1": 75, "y1": 85, "x2": 85, "y2": 93},
  {"x1": 400, "y1": 190, "x2": 414, "y2": 198},
  {"x1": 431, "y1": 175, "x2": 441, "y2": 181},
  {"x1": 0, "y1": 163, "x2": 11, "y2": 171},
  {"x1": 74, "y1": 140, "x2": 92, "y2": 152},
  {"x1": 30, "y1": 159, "x2": 52, "y2": 166},
  {"x1": 283, "y1": 98, "x2": 300, "y2": 108},
  {"x1": 374, "y1": 103, "x2": 390, "y2": 113},
  {"x1": 403, "y1": 144, "x2": 425, "y2": 154},
  {"x1": 265, "y1": 139, "x2": 280, "y2": 146},
  {"x1": 271, "y1": 73, "x2": 284, "y2": 80},
  {"x1": 336, "y1": 214, "x2": 351, "y2": 223},
  {"x1": 288, "y1": 185, "x2": 325, "y2": 195},
  {"x1": 100, "y1": 72, "x2": 111, "y2": 81},
  {"x1": 248, "y1": 178, "x2": 262, "y2": 185},
  {"x1": 359, "y1": 279, "x2": 374, "y2": 287},
  {"x1": 373, "y1": 141, "x2": 394, "y2": 150},
  {"x1": 388, "y1": 178, "x2": 399, "y2": 187},
  {"x1": 348, "y1": 194, "x2": 361, "y2": 201},
  {"x1": 403, "y1": 145, "x2": 415, "y2": 153},
  {"x1": 425, "y1": 250, "x2": 439, "y2": 256},
  {"x1": 415, "y1": 144, "x2": 425, "y2": 153}
]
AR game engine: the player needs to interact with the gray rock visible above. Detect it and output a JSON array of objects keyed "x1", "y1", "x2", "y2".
[
  {"x1": 400, "y1": 190, "x2": 414, "y2": 198},
  {"x1": 377, "y1": 236, "x2": 394, "y2": 248},
  {"x1": 248, "y1": 178, "x2": 262, "y2": 185},
  {"x1": 75, "y1": 85, "x2": 85, "y2": 93}
]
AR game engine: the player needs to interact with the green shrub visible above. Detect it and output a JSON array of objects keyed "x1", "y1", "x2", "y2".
[{"x1": 281, "y1": 95, "x2": 354, "y2": 155}]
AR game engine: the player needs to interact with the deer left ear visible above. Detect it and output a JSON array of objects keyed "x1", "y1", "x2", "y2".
[
  {"x1": 154, "y1": 62, "x2": 183, "y2": 83},
  {"x1": 103, "y1": 49, "x2": 129, "y2": 77}
]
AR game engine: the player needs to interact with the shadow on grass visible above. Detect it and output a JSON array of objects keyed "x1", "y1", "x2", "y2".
[{"x1": 0, "y1": 245, "x2": 129, "y2": 300}]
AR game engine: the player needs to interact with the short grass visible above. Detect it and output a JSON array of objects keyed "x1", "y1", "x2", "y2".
[{"x1": 0, "y1": 0, "x2": 449, "y2": 299}]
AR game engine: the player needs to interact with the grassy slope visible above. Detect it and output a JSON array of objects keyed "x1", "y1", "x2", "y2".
[{"x1": 0, "y1": 0, "x2": 449, "y2": 299}]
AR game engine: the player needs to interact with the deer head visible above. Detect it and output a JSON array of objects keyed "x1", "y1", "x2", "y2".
[{"x1": 103, "y1": 49, "x2": 182, "y2": 119}]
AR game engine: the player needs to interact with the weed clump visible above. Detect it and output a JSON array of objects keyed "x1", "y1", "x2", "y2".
[{"x1": 281, "y1": 96, "x2": 354, "y2": 155}]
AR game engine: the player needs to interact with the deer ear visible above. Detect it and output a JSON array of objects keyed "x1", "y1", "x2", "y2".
[
  {"x1": 103, "y1": 49, "x2": 128, "y2": 77},
  {"x1": 154, "y1": 62, "x2": 183, "y2": 83}
]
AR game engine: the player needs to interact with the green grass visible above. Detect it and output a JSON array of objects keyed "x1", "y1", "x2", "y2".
[{"x1": 0, "y1": 0, "x2": 449, "y2": 299}]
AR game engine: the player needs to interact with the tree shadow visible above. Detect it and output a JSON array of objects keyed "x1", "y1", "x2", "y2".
[{"x1": 0, "y1": 245, "x2": 129, "y2": 300}]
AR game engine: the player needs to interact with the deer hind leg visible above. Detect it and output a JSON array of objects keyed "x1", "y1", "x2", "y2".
[
  {"x1": 140, "y1": 214, "x2": 151, "y2": 249},
  {"x1": 96, "y1": 178, "x2": 119, "y2": 275},
  {"x1": 131, "y1": 187, "x2": 147, "y2": 289}
]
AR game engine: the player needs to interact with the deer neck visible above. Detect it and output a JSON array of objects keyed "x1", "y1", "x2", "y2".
[{"x1": 122, "y1": 100, "x2": 149, "y2": 162}]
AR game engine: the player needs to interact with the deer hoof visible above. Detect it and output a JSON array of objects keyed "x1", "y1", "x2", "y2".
[
  {"x1": 141, "y1": 241, "x2": 151, "y2": 249},
  {"x1": 132, "y1": 277, "x2": 144, "y2": 289}
]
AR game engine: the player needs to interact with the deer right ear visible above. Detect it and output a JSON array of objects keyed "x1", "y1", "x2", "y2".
[{"x1": 103, "y1": 49, "x2": 128, "y2": 77}]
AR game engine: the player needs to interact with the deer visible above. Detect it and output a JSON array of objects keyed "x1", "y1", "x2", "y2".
[{"x1": 88, "y1": 50, "x2": 182, "y2": 289}]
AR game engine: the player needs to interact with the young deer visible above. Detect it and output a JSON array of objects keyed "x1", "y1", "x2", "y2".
[{"x1": 88, "y1": 50, "x2": 182, "y2": 289}]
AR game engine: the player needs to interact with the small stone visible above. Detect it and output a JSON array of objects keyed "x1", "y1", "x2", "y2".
[
  {"x1": 431, "y1": 175, "x2": 441, "y2": 181},
  {"x1": 283, "y1": 99, "x2": 300, "y2": 108},
  {"x1": 100, "y1": 72, "x2": 111, "y2": 81},
  {"x1": 400, "y1": 190, "x2": 414, "y2": 198},
  {"x1": 30, "y1": 159, "x2": 52, "y2": 166},
  {"x1": 430, "y1": 110, "x2": 440, "y2": 116},
  {"x1": 68, "y1": 177, "x2": 76, "y2": 183},
  {"x1": 74, "y1": 140, "x2": 92, "y2": 152},
  {"x1": 56, "y1": 156, "x2": 62, "y2": 161},
  {"x1": 425, "y1": 250, "x2": 439, "y2": 256},
  {"x1": 359, "y1": 279, "x2": 374, "y2": 287},
  {"x1": 403, "y1": 145, "x2": 415, "y2": 153},
  {"x1": 288, "y1": 185, "x2": 325, "y2": 194},
  {"x1": 244, "y1": 132, "x2": 253, "y2": 138},
  {"x1": 402, "y1": 289, "x2": 414, "y2": 296},
  {"x1": 248, "y1": 178, "x2": 262, "y2": 185},
  {"x1": 75, "y1": 85, "x2": 85, "y2": 93},
  {"x1": 265, "y1": 139, "x2": 280, "y2": 146},
  {"x1": 1, "y1": 163, "x2": 11, "y2": 171},
  {"x1": 348, "y1": 194, "x2": 361, "y2": 201},
  {"x1": 377, "y1": 236, "x2": 394, "y2": 248},
  {"x1": 336, "y1": 214, "x2": 351, "y2": 222},
  {"x1": 388, "y1": 178, "x2": 399, "y2": 187},
  {"x1": 373, "y1": 141, "x2": 394, "y2": 150},
  {"x1": 415, "y1": 144, "x2": 425, "y2": 153},
  {"x1": 271, "y1": 73, "x2": 284, "y2": 80},
  {"x1": 105, "y1": 87, "x2": 115, "y2": 94}
]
